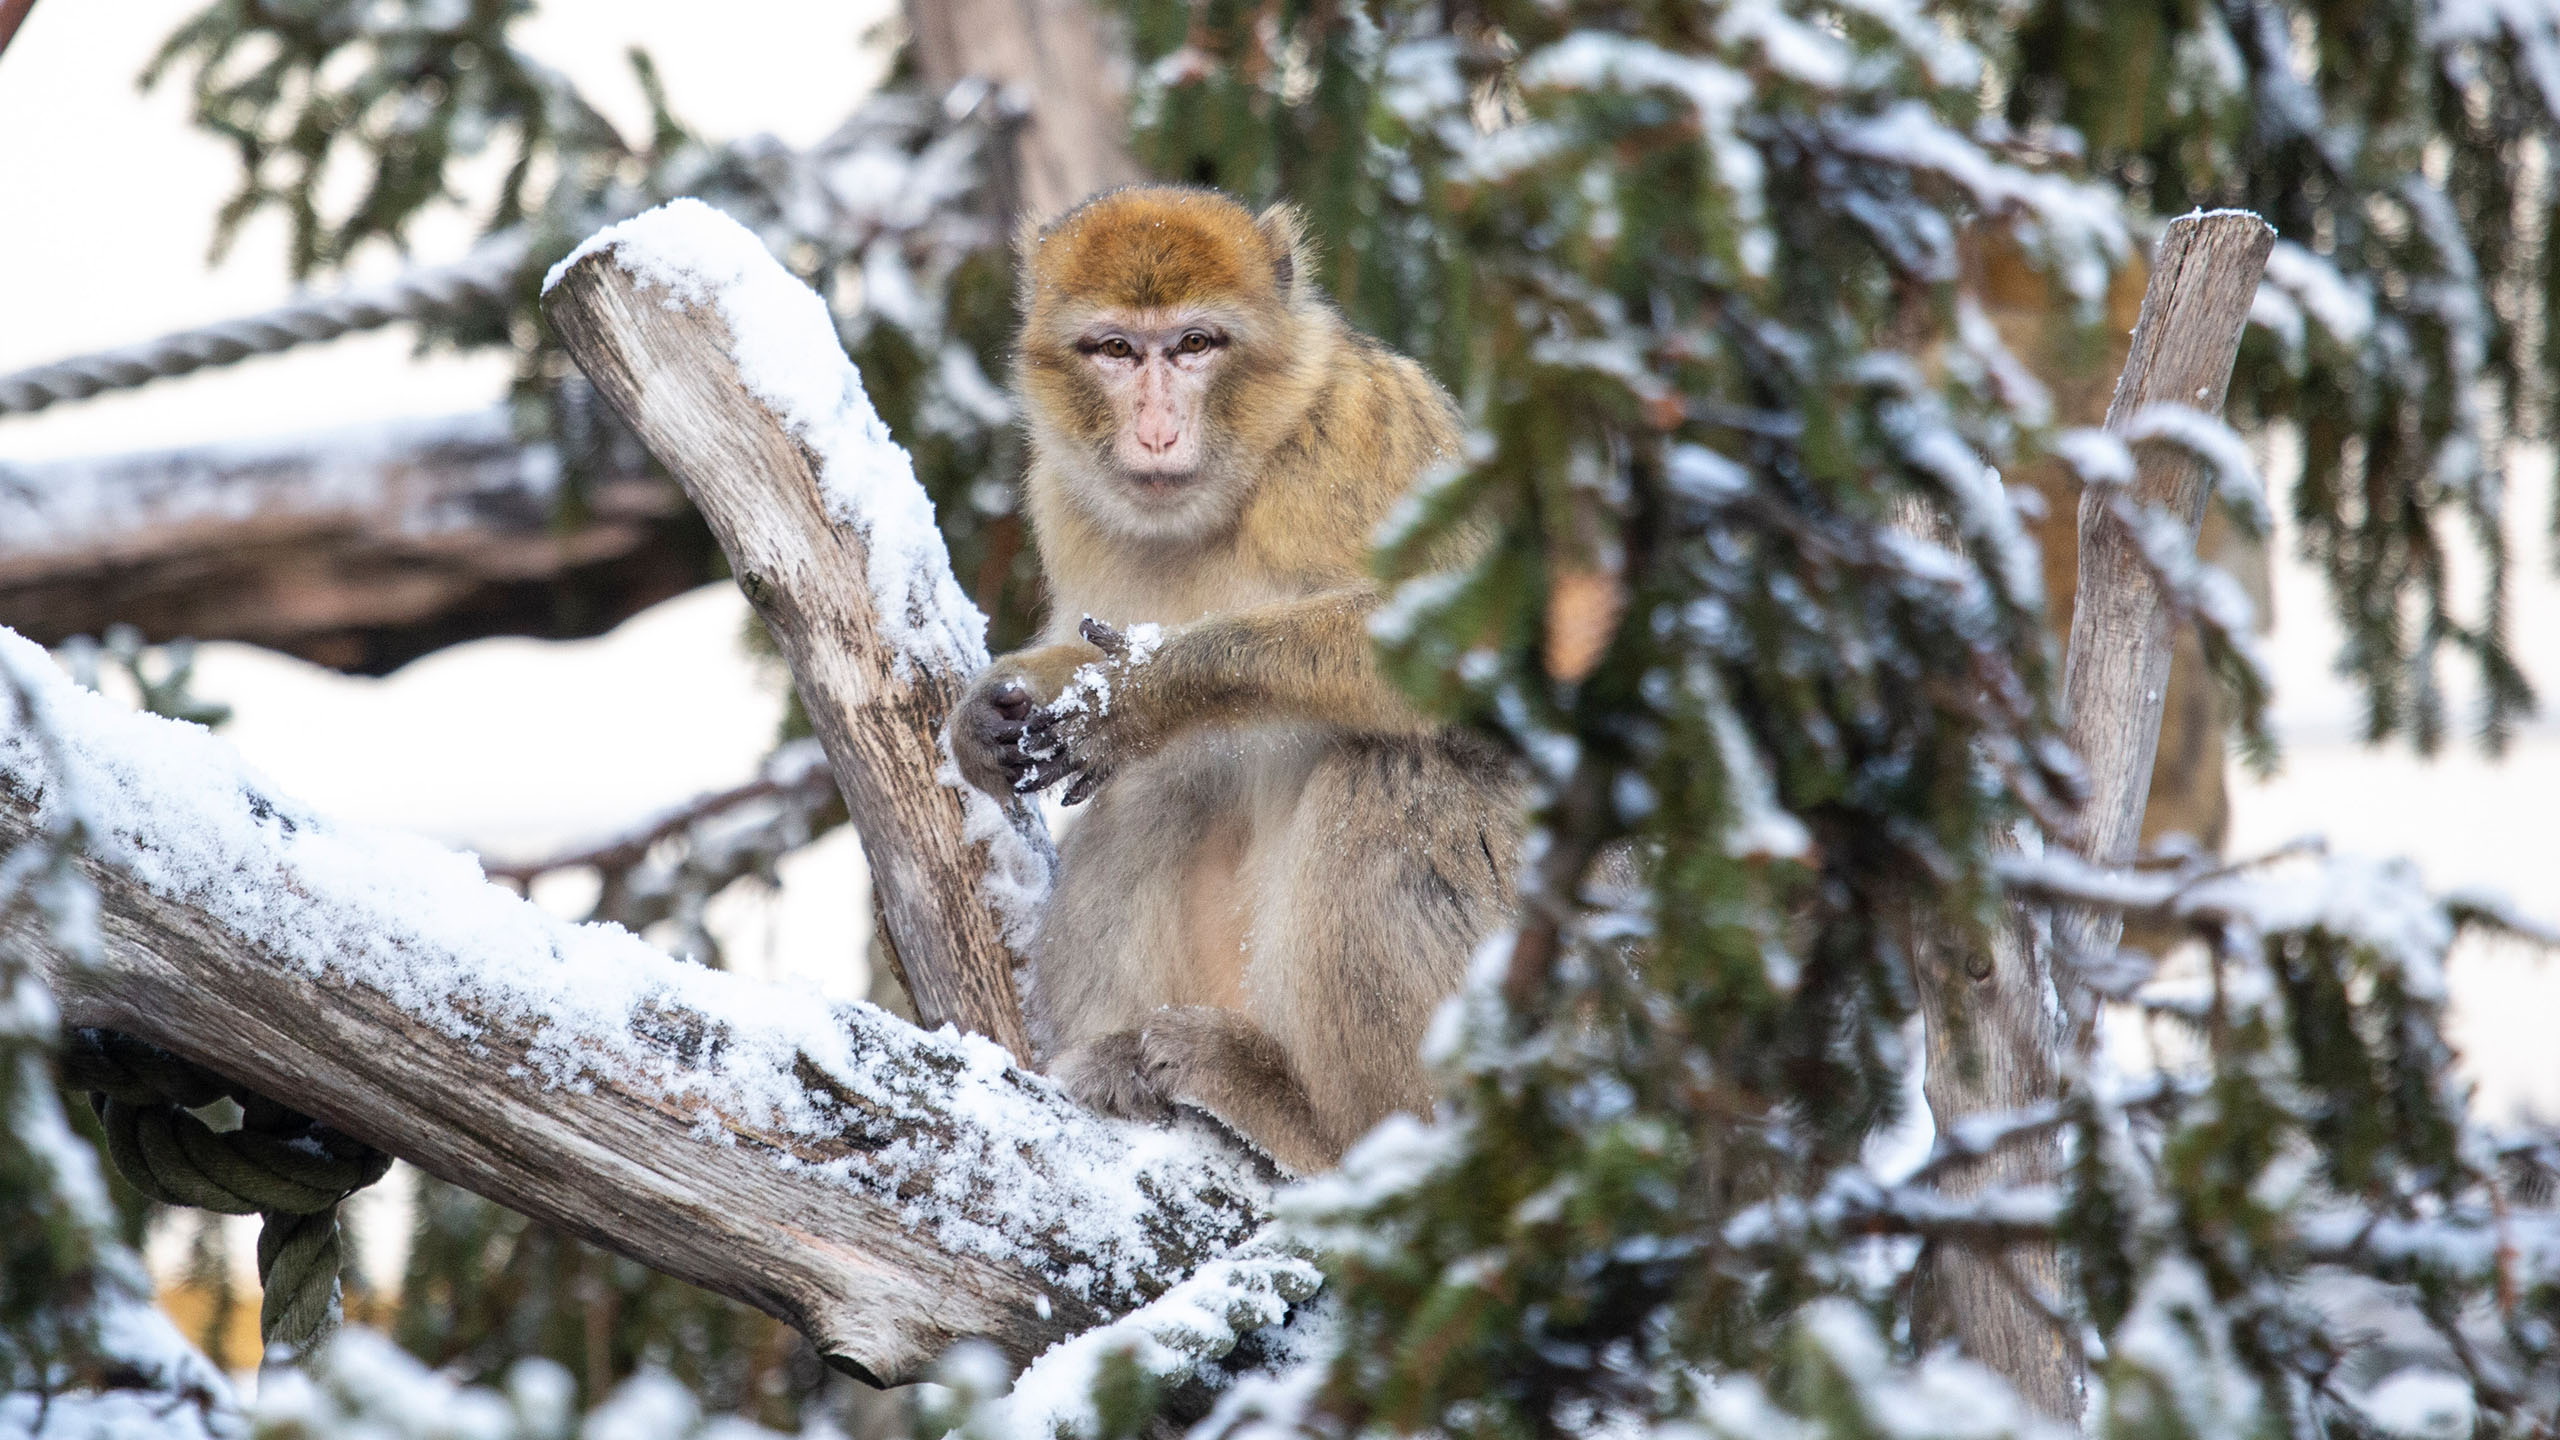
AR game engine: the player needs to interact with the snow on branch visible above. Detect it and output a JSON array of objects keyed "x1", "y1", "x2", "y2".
[
  {"x1": 0, "y1": 626, "x2": 1271, "y2": 1384},
  {"x1": 990, "y1": 1229, "x2": 1324, "y2": 1440},
  {"x1": 0, "y1": 407, "x2": 690, "y2": 674},
  {"x1": 543, "y1": 198, "x2": 1049, "y2": 1056}
]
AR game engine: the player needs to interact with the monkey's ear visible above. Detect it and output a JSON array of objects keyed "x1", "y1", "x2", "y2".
[
  {"x1": 1013, "y1": 210, "x2": 1056, "y2": 308},
  {"x1": 1255, "y1": 202, "x2": 1312, "y2": 299}
]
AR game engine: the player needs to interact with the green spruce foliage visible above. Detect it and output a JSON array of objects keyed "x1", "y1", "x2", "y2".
[
  {"x1": 1081, "y1": 3, "x2": 2560, "y2": 1437},
  {"x1": 18, "y1": 0, "x2": 2557, "y2": 1435},
  {"x1": 1957, "y1": 0, "x2": 2553, "y2": 750}
]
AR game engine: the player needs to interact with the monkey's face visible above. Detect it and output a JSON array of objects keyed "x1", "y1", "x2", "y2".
[
  {"x1": 1033, "y1": 305, "x2": 1267, "y2": 543},
  {"x1": 1016, "y1": 186, "x2": 1312, "y2": 545},
  {"x1": 1080, "y1": 311, "x2": 1228, "y2": 482}
]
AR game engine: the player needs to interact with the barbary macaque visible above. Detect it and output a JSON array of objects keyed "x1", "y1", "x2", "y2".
[{"x1": 950, "y1": 186, "x2": 1520, "y2": 1174}]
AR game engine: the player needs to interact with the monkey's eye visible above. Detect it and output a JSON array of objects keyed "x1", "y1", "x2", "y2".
[
  {"x1": 1175, "y1": 331, "x2": 1214, "y2": 355},
  {"x1": 1097, "y1": 337, "x2": 1136, "y2": 360}
]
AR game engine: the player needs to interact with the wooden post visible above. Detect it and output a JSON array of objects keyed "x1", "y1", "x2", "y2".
[
  {"x1": 1910, "y1": 210, "x2": 2274, "y2": 1422},
  {"x1": 2057, "y1": 211, "x2": 2276, "y2": 952},
  {"x1": 544, "y1": 236, "x2": 1046, "y2": 1061}
]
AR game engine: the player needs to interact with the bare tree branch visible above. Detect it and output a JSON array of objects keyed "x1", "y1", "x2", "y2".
[
  {"x1": 0, "y1": 410, "x2": 711, "y2": 674},
  {"x1": 485, "y1": 737, "x2": 847, "y2": 958},
  {"x1": 541, "y1": 206, "x2": 1050, "y2": 1058}
]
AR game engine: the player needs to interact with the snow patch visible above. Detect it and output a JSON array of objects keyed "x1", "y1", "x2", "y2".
[
  {"x1": 547, "y1": 199, "x2": 987, "y2": 681},
  {"x1": 994, "y1": 1231, "x2": 1322, "y2": 1440}
]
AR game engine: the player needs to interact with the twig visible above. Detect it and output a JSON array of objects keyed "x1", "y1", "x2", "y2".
[{"x1": 0, "y1": 0, "x2": 39, "y2": 66}]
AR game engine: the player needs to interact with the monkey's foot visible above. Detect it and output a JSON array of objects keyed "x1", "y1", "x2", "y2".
[
  {"x1": 1051, "y1": 1031, "x2": 1175, "y2": 1124},
  {"x1": 1136, "y1": 1006, "x2": 1338, "y2": 1175}
]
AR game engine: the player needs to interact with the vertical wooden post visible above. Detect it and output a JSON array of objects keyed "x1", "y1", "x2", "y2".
[
  {"x1": 1911, "y1": 210, "x2": 2274, "y2": 1423},
  {"x1": 2057, "y1": 211, "x2": 2276, "y2": 953}
]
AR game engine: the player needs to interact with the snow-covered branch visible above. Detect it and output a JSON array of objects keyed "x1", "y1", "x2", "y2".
[
  {"x1": 542, "y1": 199, "x2": 1050, "y2": 1058},
  {"x1": 0, "y1": 626, "x2": 1272, "y2": 1385},
  {"x1": 0, "y1": 408, "x2": 695, "y2": 674}
]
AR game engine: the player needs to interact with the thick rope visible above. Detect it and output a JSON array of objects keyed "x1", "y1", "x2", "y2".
[
  {"x1": 0, "y1": 234, "x2": 527, "y2": 417},
  {"x1": 59, "y1": 1027, "x2": 391, "y2": 1365}
]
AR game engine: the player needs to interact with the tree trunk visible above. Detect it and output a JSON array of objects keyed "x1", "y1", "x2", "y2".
[
  {"x1": 1908, "y1": 901, "x2": 2081, "y2": 1418},
  {"x1": 1910, "y1": 210, "x2": 2274, "y2": 1422},
  {"x1": 543, "y1": 234, "x2": 1048, "y2": 1060},
  {"x1": 903, "y1": 0, "x2": 1141, "y2": 222}
]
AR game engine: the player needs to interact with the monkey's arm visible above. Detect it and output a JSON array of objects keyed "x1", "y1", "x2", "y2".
[
  {"x1": 1127, "y1": 589, "x2": 1422, "y2": 732},
  {"x1": 1023, "y1": 590, "x2": 1425, "y2": 788},
  {"x1": 950, "y1": 589, "x2": 1426, "y2": 803}
]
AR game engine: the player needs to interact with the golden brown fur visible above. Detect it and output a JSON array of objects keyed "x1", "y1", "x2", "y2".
[{"x1": 949, "y1": 186, "x2": 1521, "y2": 1174}]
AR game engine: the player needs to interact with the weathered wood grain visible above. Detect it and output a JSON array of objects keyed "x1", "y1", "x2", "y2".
[
  {"x1": 544, "y1": 252, "x2": 1045, "y2": 1061},
  {"x1": 2059, "y1": 212, "x2": 2276, "y2": 943}
]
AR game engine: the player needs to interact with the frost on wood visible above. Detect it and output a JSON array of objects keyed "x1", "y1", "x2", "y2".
[
  {"x1": 0, "y1": 409, "x2": 544, "y2": 557},
  {"x1": 545, "y1": 198, "x2": 984, "y2": 682},
  {"x1": 0, "y1": 626, "x2": 1267, "y2": 1379},
  {"x1": 0, "y1": 406, "x2": 695, "y2": 674}
]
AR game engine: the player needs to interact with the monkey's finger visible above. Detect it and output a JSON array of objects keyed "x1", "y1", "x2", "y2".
[
  {"x1": 988, "y1": 678, "x2": 1036, "y2": 722},
  {"x1": 1079, "y1": 617, "x2": 1128, "y2": 654},
  {"x1": 1061, "y1": 768, "x2": 1112, "y2": 806}
]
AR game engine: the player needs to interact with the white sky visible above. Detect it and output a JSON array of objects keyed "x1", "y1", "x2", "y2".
[{"x1": 4, "y1": 0, "x2": 2559, "y2": 1301}]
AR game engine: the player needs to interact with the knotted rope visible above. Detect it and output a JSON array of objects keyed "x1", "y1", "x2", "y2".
[{"x1": 58, "y1": 1028, "x2": 391, "y2": 1364}]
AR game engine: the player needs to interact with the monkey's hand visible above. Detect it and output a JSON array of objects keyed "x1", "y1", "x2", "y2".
[
  {"x1": 1015, "y1": 618, "x2": 1163, "y2": 805},
  {"x1": 947, "y1": 638, "x2": 1105, "y2": 798}
]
